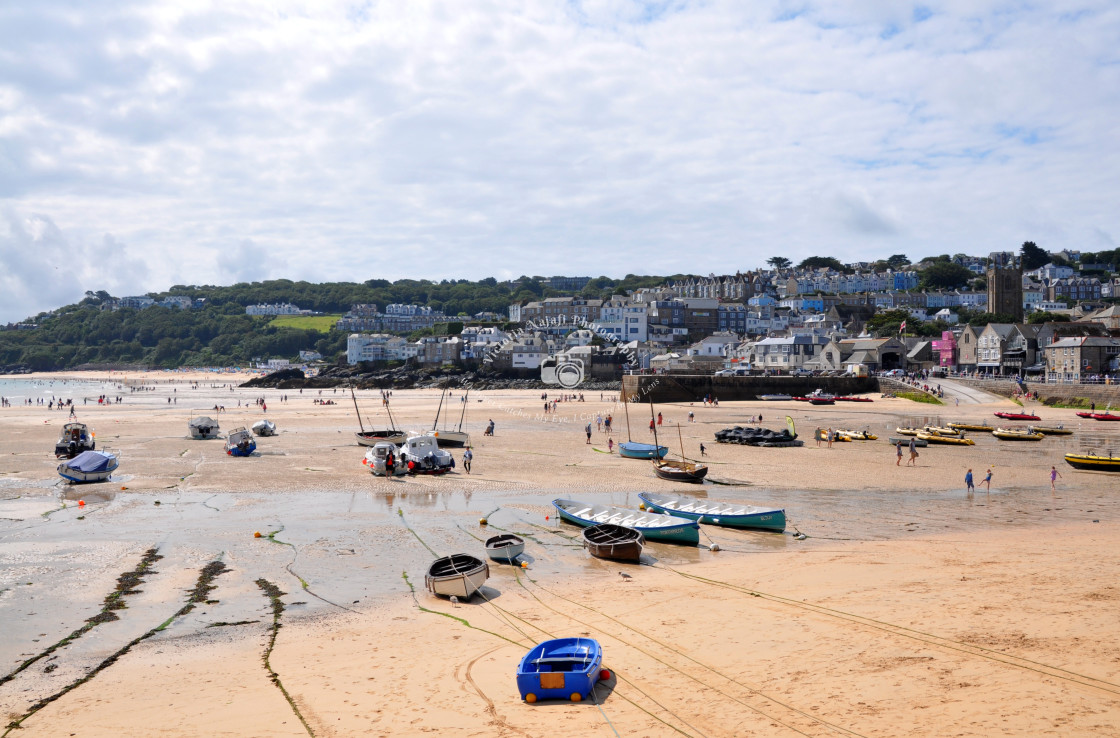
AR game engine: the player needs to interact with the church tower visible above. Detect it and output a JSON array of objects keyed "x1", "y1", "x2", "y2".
[{"x1": 986, "y1": 252, "x2": 1023, "y2": 322}]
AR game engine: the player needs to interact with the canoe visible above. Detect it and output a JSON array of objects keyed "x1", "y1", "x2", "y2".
[
  {"x1": 994, "y1": 412, "x2": 1041, "y2": 421},
  {"x1": 916, "y1": 432, "x2": 975, "y2": 446},
  {"x1": 653, "y1": 459, "x2": 708, "y2": 483},
  {"x1": 1064, "y1": 453, "x2": 1120, "y2": 471},
  {"x1": 638, "y1": 492, "x2": 785, "y2": 531},
  {"x1": 836, "y1": 429, "x2": 878, "y2": 440},
  {"x1": 484, "y1": 534, "x2": 525, "y2": 564},
  {"x1": 618, "y1": 441, "x2": 668, "y2": 459},
  {"x1": 991, "y1": 428, "x2": 1044, "y2": 441},
  {"x1": 552, "y1": 499, "x2": 700, "y2": 544},
  {"x1": 516, "y1": 638, "x2": 605, "y2": 703},
  {"x1": 1028, "y1": 425, "x2": 1072, "y2": 436},
  {"x1": 582, "y1": 524, "x2": 644, "y2": 561},
  {"x1": 57, "y1": 450, "x2": 118, "y2": 483},
  {"x1": 424, "y1": 554, "x2": 489, "y2": 600},
  {"x1": 888, "y1": 436, "x2": 927, "y2": 447},
  {"x1": 949, "y1": 422, "x2": 992, "y2": 432}
]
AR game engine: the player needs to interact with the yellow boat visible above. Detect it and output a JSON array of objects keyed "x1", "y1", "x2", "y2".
[
  {"x1": 1028, "y1": 425, "x2": 1073, "y2": 436},
  {"x1": 916, "y1": 432, "x2": 975, "y2": 446},
  {"x1": 924, "y1": 425, "x2": 962, "y2": 437},
  {"x1": 948, "y1": 422, "x2": 992, "y2": 432},
  {"x1": 894, "y1": 427, "x2": 922, "y2": 436},
  {"x1": 837, "y1": 429, "x2": 878, "y2": 441},
  {"x1": 991, "y1": 428, "x2": 1044, "y2": 441},
  {"x1": 815, "y1": 428, "x2": 850, "y2": 442},
  {"x1": 1064, "y1": 453, "x2": 1120, "y2": 471}
]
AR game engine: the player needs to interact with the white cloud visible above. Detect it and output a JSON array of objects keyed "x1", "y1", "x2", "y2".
[{"x1": 0, "y1": 0, "x2": 1118, "y2": 320}]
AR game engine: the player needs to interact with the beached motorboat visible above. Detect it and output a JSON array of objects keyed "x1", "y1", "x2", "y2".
[
  {"x1": 225, "y1": 427, "x2": 257, "y2": 456},
  {"x1": 54, "y1": 421, "x2": 95, "y2": 458},
  {"x1": 894, "y1": 427, "x2": 922, "y2": 436},
  {"x1": 251, "y1": 419, "x2": 277, "y2": 437},
  {"x1": 1064, "y1": 452, "x2": 1120, "y2": 471},
  {"x1": 949, "y1": 422, "x2": 992, "y2": 432},
  {"x1": 994, "y1": 411, "x2": 1041, "y2": 421},
  {"x1": 552, "y1": 498, "x2": 700, "y2": 544},
  {"x1": 835, "y1": 396, "x2": 873, "y2": 402},
  {"x1": 653, "y1": 459, "x2": 709, "y2": 482},
  {"x1": 923, "y1": 425, "x2": 961, "y2": 437},
  {"x1": 1090, "y1": 412, "x2": 1120, "y2": 421},
  {"x1": 516, "y1": 638, "x2": 605, "y2": 703},
  {"x1": 836, "y1": 428, "x2": 878, "y2": 441},
  {"x1": 484, "y1": 534, "x2": 525, "y2": 564},
  {"x1": 398, "y1": 433, "x2": 455, "y2": 474},
  {"x1": 424, "y1": 554, "x2": 489, "y2": 599},
  {"x1": 362, "y1": 441, "x2": 406, "y2": 476},
  {"x1": 619, "y1": 441, "x2": 669, "y2": 459},
  {"x1": 57, "y1": 450, "x2": 118, "y2": 483},
  {"x1": 991, "y1": 427, "x2": 1044, "y2": 441},
  {"x1": 188, "y1": 416, "x2": 220, "y2": 439},
  {"x1": 581, "y1": 524, "x2": 644, "y2": 561},
  {"x1": 916, "y1": 432, "x2": 975, "y2": 446},
  {"x1": 638, "y1": 492, "x2": 786, "y2": 531},
  {"x1": 888, "y1": 436, "x2": 927, "y2": 447},
  {"x1": 1028, "y1": 425, "x2": 1073, "y2": 436},
  {"x1": 757, "y1": 394, "x2": 792, "y2": 401},
  {"x1": 807, "y1": 389, "x2": 836, "y2": 405}
]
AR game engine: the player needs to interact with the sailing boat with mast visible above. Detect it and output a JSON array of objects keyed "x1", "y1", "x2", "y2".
[
  {"x1": 350, "y1": 382, "x2": 406, "y2": 447},
  {"x1": 651, "y1": 416, "x2": 708, "y2": 483},
  {"x1": 618, "y1": 392, "x2": 668, "y2": 460},
  {"x1": 430, "y1": 386, "x2": 471, "y2": 448}
]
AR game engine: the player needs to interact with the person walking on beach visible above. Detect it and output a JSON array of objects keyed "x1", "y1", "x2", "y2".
[
  {"x1": 1050, "y1": 465, "x2": 1061, "y2": 491},
  {"x1": 607, "y1": 438, "x2": 614, "y2": 453},
  {"x1": 657, "y1": 412, "x2": 663, "y2": 427},
  {"x1": 826, "y1": 427, "x2": 834, "y2": 449},
  {"x1": 700, "y1": 442, "x2": 706, "y2": 457},
  {"x1": 965, "y1": 468, "x2": 974, "y2": 493},
  {"x1": 585, "y1": 423, "x2": 592, "y2": 443},
  {"x1": 983, "y1": 468, "x2": 992, "y2": 491},
  {"x1": 463, "y1": 447, "x2": 472, "y2": 474},
  {"x1": 907, "y1": 437, "x2": 918, "y2": 466},
  {"x1": 896, "y1": 440, "x2": 902, "y2": 466},
  {"x1": 816, "y1": 428, "x2": 823, "y2": 448}
]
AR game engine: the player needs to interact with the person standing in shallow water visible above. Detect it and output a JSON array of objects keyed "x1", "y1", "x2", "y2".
[
  {"x1": 1050, "y1": 465, "x2": 1061, "y2": 491},
  {"x1": 983, "y1": 468, "x2": 992, "y2": 491},
  {"x1": 965, "y1": 468, "x2": 974, "y2": 493}
]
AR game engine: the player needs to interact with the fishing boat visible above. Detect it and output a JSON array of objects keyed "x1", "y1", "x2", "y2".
[
  {"x1": 516, "y1": 638, "x2": 606, "y2": 703},
  {"x1": 894, "y1": 427, "x2": 922, "y2": 436},
  {"x1": 757, "y1": 394, "x2": 792, "y2": 401},
  {"x1": 638, "y1": 492, "x2": 785, "y2": 531},
  {"x1": 923, "y1": 426, "x2": 962, "y2": 437},
  {"x1": 1064, "y1": 452, "x2": 1120, "y2": 471},
  {"x1": 424, "y1": 554, "x2": 489, "y2": 599},
  {"x1": 836, "y1": 428, "x2": 878, "y2": 441},
  {"x1": 57, "y1": 450, "x2": 118, "y2": 483},
  {"x1": 398, "y1": 433, "x2": 455, "y2": 474},
  {"x1": 650, "y1": 417, "x2": 708, "y2": 482},
  {"x1": 581, "y1": 524, "x2": 644, "y2": 561},
  {"x1": 225, "y1": 427, "x2": 257, "y2": 456},
  {"x1": 1028, "y1": 425, "x2": 1073, "y2": 436},
  {"x1": 807, "y1": 389, "x2": 836, "y2": 405},
  {"x1": 430, "y1": 387, "x2": 471, "y2": 448},
  {"x1": 350, "y1": 383, "x2": 406, "y2": 446},
  {"x1": 552, "y1": 499, "x2": 700, "y2": 544},
  {"x1": 484, "y1": 534, "x2": 525, "y2": 564},
  {"x1": 991, "y1": 427, "x2": 1044, "y2": 441},
  {"x1": 1090, "y1": 412, "x2": 1120, "y2": 421},
  {"x1": 888, "y1": 436, "x2": 927, "y2": 447},
  {"x1": 188, "y1": 416, "x2": 220, "y2": 439},
  {"x1": 916, "y1": 432, "x2": 975, "y2": 446},
  {"x1": 251, "y1": 419, "x2": 277, "y2": 437},
  {"x1": 949, "y1": 422, "x2": 992, "y2": 432},
  {"x1": 994, "y1": 411, "x2": 1041, "y2": 421},
  {"x1": 54, "y1": 421, "x2": 95, "y2": 458},
  {"x1": 362, "y1": 441, "x2": 406, "y2": 476}
]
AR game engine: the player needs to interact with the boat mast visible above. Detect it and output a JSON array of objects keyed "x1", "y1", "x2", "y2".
[
  {"x1": 433, "y1": 386, "x2": 447, "y2": 432},
  {"x1": 649, "y1": 397, "x2": 660, "y2": 465},
  {"x1": 677, "y1": 423, "x2": 686, "y2": 461},
  {"x1": 456, "y1": 388, "x2": 469, "y2": 432},
  {"x1": 349, "y1": 382, "x2": 366, "y2": 434},
  {"x1": 623, "y1": 392, "x2": 633, "y2": 442}
]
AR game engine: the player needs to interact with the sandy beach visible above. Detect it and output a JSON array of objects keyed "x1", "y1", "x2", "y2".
[{"x1": 1, "y1": 370, "x2": 1119, "y2": 737}]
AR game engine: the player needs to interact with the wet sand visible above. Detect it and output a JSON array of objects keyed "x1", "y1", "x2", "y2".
[{"x1": 1, "y1": 371, "x2": 1119, "y2": 737}]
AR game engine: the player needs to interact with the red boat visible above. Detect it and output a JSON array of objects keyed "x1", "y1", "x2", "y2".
[
  {"x1": 994, "y1": 412, "x2": 1040, "y2": 421},
  {"x1": 1076, "y1": 412, "x2": 1094, "y2": 418},
  {"x1": 835, "y1": 396, "x2": 874, "y2": 403},
  {"x1": 1091, "y1": 412, "x2": 1120, "y2": 421}
]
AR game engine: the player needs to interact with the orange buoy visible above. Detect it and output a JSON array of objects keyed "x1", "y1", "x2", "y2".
[
  {"x1": 479, "y1": 518, "x2": 487, "y2": 525},
  {"x1": 254, "y1": 531, "x2": 262, "y2": 538},
  {"x1": 77, "y1": 500, "x2": 85, "y2": 507},
  {"x1": 524, "y1": 694, "x2": 536, "y2": 703},
  {"x1": 570, "y1": 693, "x2": 582, "y2": 702}
]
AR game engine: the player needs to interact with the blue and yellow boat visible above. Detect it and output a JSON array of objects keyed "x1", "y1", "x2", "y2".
[{"x1": 517, "y1": 638, "x2": 606, "y2": 703}]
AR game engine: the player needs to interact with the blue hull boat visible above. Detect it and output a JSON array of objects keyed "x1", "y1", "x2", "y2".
[
  {"x1": 517, "y1": 638, "x2": 605, "y2": 703},
  {"x1": 638, "y1": 492, "x2": 786, "y2": 531},
  {"x1": 618, "y1": 441, "x2": 668, "y2": 459},
  {"x1": 552, "y1": 498, "x2": 700, "y2": 544}
]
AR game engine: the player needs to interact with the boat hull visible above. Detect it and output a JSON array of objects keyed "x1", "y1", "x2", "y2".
[
  {"x1": 57, "y1": 451, "x2": 118, "y2": 484},
  {"x1": 582, "y1": 524, "x2": 644, "y2": 561},
  {"x1": 356, "y1": 430, "x2": 407, "y2": 446},
  {"x1": 425, "y1": 554, "x2": 489, "y2": 599},
  {"x1": 516, "y1": 638, "x2": 603, "y2": 703},
  {"x1": 431, "y1": 430, "x2": 470, "y2": 448},
  {"x1": 653, "y1": 460, "x2": 708, "y2": 483},
  {"x1": 485, "y1": 534, "x2": 525, "y2": 564},
  {"x1": 1064, "y1": 454, "x2": 1120, "y2": 471},
  {"x1": 991, "y1": 429, "x2": 1044, "y2": 441},
  {"x1": 888, "y1": 436, "x2": 927, "y2": 446},
  {"x1": 552, "y1": 499, "x2": 700, "y2": 544},
  {"x1": 619, "y1": 442, "x2": 668, "y2": 459},
  {"x1": 638, "y1": 493, "x2": 786, "y2": 531},
  {"x1": 1029, "y1": 426, "x2": 1073, "y2": 435},
  {"x1": 1090, "y1": 413, "x2": 1120, "y2": 421},
  {"x1": 994, "y1": 412, "x2": 1041, "y2": 421},
  {"x1": 917, "y1": 432, "x2": 974, "y2": 445}
]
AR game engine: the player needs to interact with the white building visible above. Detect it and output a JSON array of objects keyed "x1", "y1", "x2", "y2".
[
  {"x1": 347, "y1": 334, "x2": 416, "y2": 363},
  {"x1": 597, "y1": 298, "x2": 648, "y2": 342},
  {"x1": 246, "y1": 303, "x2": 302, "y2": 316}
]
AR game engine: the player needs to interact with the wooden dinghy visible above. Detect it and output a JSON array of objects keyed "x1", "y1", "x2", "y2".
[
  {"x1": 582, "y1": 523, "x2": 644, "y2": 561},
  {"x1": 991, "y1": 427, "x2": 1044, "y2": 441},
  {"x1": 916, "y1": 432, "x2": 975, "y2": 446},
  {"x1": 653, "y1": 458, "x2": 709, "y2": 483},
  {"x1": 424, "y1": 554, "x2": 489, "y2": 600},
  {"x1": 1064, "y1": 452, "x2": 1120, "y2": 471},
  {"x1": 638, "y1": 492, "x2": 785, "y2": 531},
  {"x1": 517, "y1": 638, "x2": 606, "y2": 703},
  {"x1": 552, "y1": 499, "x2": 700, "y2": 544},
  {"x1": 484, "y1": 534, "x2": 525, "y2": 564}
]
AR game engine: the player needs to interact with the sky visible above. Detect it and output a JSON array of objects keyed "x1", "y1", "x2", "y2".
[{"x1": 1, "y1": 0, "x2": 1118, "y2": 322}]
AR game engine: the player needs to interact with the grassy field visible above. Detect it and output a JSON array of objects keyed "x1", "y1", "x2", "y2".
[{"x1": 268, "y1": 314, "x2": 342, "y2": 331}]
